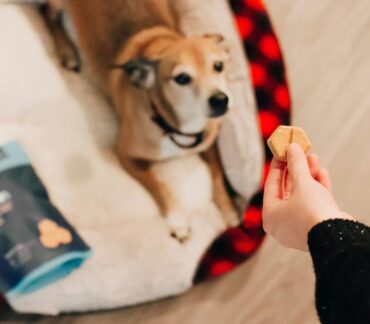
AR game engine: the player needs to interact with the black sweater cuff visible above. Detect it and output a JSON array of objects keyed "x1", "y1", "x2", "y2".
[{"x1": 308, "y1": 219, "x2": 370, "y2": 275}]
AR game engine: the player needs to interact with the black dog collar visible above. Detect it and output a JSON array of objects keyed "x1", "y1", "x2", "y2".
[{"x1": 150, "y1": 102, "x2": 204, "y2": 149}]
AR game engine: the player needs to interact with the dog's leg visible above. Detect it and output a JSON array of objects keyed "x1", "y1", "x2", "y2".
[
  {"x1": 119, "y1": 156, "x2": 191, "y2": 242},
  {"x1": 202, "y1": 144, "x2": 240, "y2": 227},
  {"x1": 40, "y1": 1, "x2": 81, "y2": 72}
]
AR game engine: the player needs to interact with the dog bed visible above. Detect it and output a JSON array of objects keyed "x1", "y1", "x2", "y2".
[{"x1": 0, "y1": 0, "x2": 290, "y2": 315}]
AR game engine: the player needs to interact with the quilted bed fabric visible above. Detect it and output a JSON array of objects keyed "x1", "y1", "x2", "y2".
[{"x1": 196, "y1": 0, "x2": 291, "y2": 281}]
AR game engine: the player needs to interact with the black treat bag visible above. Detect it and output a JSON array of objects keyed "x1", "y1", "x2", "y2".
[{"x1": 0, "y1": 142, "x2": 91, "y2": 298}]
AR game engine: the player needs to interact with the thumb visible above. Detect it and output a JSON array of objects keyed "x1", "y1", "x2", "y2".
[{"x1": 287, "y1": 143, "x2": 310, "y2": 183}]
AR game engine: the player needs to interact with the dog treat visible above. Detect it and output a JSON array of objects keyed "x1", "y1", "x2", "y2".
[
  {"x1": 38, "y1": 219, "x2": 58, "y2": 234},
  {"x1": 40, "y1": 235, "x2": 60, "y2": 249},
  {"x1": 57, "y1": 228, "x2": 73, "y2": 245},
  {"x1": 38, "y1": 219, "x2": 73, "y2": 249},
  {"x1": 267, "y1": 126, "x2": 312, "y2": 161}
]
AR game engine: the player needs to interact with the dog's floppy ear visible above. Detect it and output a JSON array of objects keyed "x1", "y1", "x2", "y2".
[
  {"x1": 112, "y1": 58, "x2": 159, "y2": 88},
  {"x1": 203, "y1": 33, "x2": 225, "y2": 43}
]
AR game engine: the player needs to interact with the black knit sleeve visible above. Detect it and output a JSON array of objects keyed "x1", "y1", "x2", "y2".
[{"x1": 308, "y1": 219, "x2": 370, "y2": 324}]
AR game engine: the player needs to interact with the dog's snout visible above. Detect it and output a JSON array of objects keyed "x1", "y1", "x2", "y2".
[{"x1": 209, "y1": 92, "x2": 229, "y2": 118}]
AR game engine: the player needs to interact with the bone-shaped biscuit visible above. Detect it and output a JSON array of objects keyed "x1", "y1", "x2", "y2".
[
  {"x1": 38, "y1": 219, "x2": 72, "y2": 249},
  {"x1": 267, "y1": 126, "x2": 312, "y2": 162}
]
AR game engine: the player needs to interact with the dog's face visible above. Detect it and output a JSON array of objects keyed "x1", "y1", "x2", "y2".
[{"x1": 122, "y1": 34, "x2": 231, "y2": 134}]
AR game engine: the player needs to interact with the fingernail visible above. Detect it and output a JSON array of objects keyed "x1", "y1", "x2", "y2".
[{"x1": 288, "y1": 143, "x2": 301, "y2": 156}]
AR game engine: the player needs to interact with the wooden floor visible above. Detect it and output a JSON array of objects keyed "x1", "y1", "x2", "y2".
[{"x1": 2, "y1": 0, "x2": 370, "y2": 323}]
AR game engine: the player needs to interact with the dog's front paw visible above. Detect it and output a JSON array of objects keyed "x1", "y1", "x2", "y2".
[{"x1": 167, "y1": 213, "x2": 191, "y2": 243}]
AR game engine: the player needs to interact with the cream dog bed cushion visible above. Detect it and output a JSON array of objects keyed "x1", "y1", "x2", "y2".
[{"x1": 0, "y1": 0, "x2": 263, "y2": 315}]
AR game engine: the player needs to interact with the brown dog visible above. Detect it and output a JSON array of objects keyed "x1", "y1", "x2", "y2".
[{"x1": 41, "y1": 0, "x2": 240, "y2": 241}]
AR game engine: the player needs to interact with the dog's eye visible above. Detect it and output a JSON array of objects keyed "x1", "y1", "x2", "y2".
[
  {"x1": 214, "y1": 61, "x2": 224, "y2": 73},
  {"x1": 174, "y1": 73, "x2": 192, "y2": 85}
]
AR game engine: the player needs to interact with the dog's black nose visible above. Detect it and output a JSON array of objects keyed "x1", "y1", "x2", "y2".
[{"x1": 209, "y1": 92, "x2": 229, "y2": 117}]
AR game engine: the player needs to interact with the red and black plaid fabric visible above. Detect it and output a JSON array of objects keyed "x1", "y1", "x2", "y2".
[{"x1": 195, "y1": 0, "x2": 291, "y2": 281}]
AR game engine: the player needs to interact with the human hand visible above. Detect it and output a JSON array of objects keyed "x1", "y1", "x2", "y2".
[{"x1": 263, "y1": 143, "x2": 353, "y2": 251}]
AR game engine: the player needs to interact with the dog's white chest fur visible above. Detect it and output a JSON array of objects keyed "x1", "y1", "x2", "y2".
[
  {"x1": 159, "y1": 134, "x2": 200, "y2": 159},
  {"x1": 120, "y1": 105, "x2": 198, "y2": 161},
  {"x1": 123, "y1": 134, "x2": 193, "y2": 161}
]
